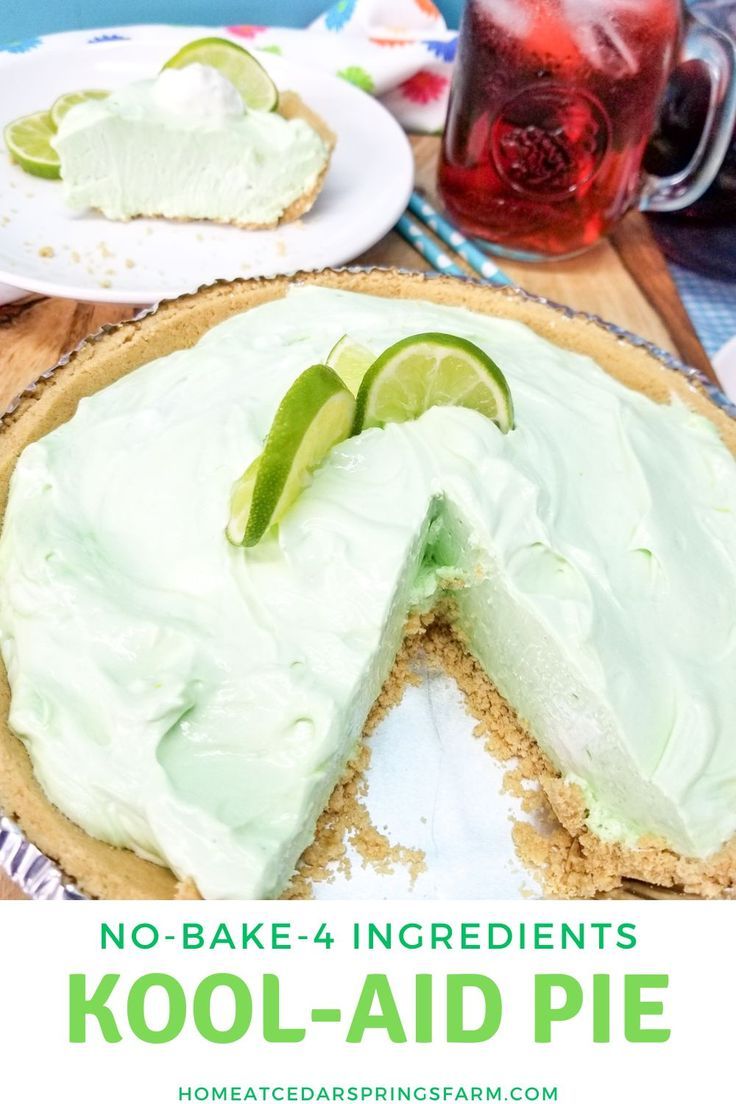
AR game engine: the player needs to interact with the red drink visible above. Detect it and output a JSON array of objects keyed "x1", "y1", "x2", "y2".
[{"x1": 439, "y1": 0, "x2": 683, "y2": 259}]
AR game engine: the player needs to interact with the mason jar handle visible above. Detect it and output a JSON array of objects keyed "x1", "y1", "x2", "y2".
[{"x1": 641, "y1": 13, "x2": 736, "y2": 213}]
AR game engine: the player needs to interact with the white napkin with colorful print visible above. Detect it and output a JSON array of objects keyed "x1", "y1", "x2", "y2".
[{"x1": 225, "y1": 0, "x2": 458, "y2": 133}]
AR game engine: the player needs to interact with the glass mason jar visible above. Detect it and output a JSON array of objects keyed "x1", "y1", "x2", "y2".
[{"x1": 438, "y1": 0, "x2": 736, "y2": 260}]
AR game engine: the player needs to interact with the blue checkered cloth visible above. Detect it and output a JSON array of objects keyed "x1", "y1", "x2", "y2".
[
  {"x1": 679, "y1": 2, "x2": 736, "y2": 361},
  {"x1": 669, "y1": 265, "x2": 736, "y2": 359}
]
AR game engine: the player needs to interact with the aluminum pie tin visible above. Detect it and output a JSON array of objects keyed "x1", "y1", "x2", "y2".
[{"x1": 1, "y1": 268, "x2": 734, "y2": 901}]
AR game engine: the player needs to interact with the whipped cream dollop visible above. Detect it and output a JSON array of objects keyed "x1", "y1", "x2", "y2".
[
  {"x1": 152, "y1": 63, "x2": 244, "y2": 120},
  {"x1": 1, "y1": 287, "x2": 736, "y2": 899}
]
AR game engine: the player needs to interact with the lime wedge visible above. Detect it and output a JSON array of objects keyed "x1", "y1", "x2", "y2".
[
  {"x1": 227, "y1": 364, "x2": 355, "y2": 547},
  {"x1": 3, "y1": 111, "x2": 60, "y2": 179},
  {"x1": 227, "y1": 455, "x2": 261, "y2": 548},
  {"x1": 326, "y1": 335, "x2": 376, "y2": 395},
  {"x1": 354, "y1": 332, "x2": 514, "y2": 435},
  {"x1": 50, "y1": 89, "x2": 108, "y2": 128},
  {"x1": 162, "y1": 36, "x2": 278, "y2": 111}
]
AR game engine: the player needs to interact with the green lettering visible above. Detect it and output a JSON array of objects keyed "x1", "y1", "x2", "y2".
[
  {"x1": 131, "y1": 923, "x2": 158, "y2": 949},
  {"x1": 272, "y1": 924, "x2": 291, "y2": 949},
  {"x1": 415, "y1": 974, "x2": 432, "y2": 1042},
  {"x1": 314, "y1": 923, "x2": 334, "y2": 950},
  {"x1": 346, "y1": 974, "x2": 406, "y2": 1043},
  {"x1": 535, "y1": 974, "x2": 583, "y2": 1042},
  {"x1": 617, "y1": 924, "x2": 637, "y2": 950},
  {"x1": 193, "y1": 973, "x2": 252, "y2": 1043},
  {"x1": 534, "y1": 924, "x2": 554, "y2": 949},
  {"x1": 488, "y1": 924, "x2": 512, "y2": 950},
  {"x1": 592, "y1": 974, "x2": 610, "y2": 1043},
  {"x1": 127, "y1": 973, "x2": 185, "y2": 1043},
  {"x1": 431, "y1": 924, "x2": 452, "y2": 950},
  {"x1": 210, "y1": 923, "x2": 236, "y2": 950},
  {"x1": 241, "y1": 923, "x2": 264, "y2": 949},
  {"x1": 69, "y1": 973, "x2": 122, "y2": 1043},
  {"x1": 447, "y1": 974, "x2": 502, "y2": 1042},
  {"x1": 591, "y1": 923, "x2": 611, "y2": 949},
  {"x1": 263, "y1": 974, "x2": 304, "y2": 1041},
  {"x1": 100, "y1": 924, "x2": 124, "y2": 950},
  {"x1": 624, "y1": 975, "x2": 670, "y2": 1042},
  {"x1": 399, "y1": 923, "x2": 422, "y2": 950},
  {"x1": 183, "y1": 923, "x2": 204, "y2": 950},
  {"x1": 367, "y1": 924, "x2": 391, "y2": 950},
  {"x1": 460, "y1": 924, "x2": 480, "y2": 950},
  {"x1": 560, "y1": 924, "x2": 584, "y2": 950}
]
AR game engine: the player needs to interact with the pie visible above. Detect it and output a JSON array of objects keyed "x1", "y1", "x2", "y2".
[
  {"x1": 1, "y1": 269, "x2": 734, "y2": 900},
  {"x1": 52, "y1": 65, "x2": 334, "y2": 227}
]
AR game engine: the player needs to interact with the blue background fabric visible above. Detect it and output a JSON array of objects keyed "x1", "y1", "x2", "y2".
[
  {"x1": 0, "y1": 1, "x2": 464, "y2": 40},
  {"x1": 670, "y1": 266, "x2": 735, "y2": 359}
]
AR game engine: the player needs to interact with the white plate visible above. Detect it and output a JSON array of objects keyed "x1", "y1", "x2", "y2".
[
  {"x1": 0, "y1": 25, "x2": 414, "y2": 304},
  {"x1": 714, "y1": 334, "x2": 736, "y2": 403}
]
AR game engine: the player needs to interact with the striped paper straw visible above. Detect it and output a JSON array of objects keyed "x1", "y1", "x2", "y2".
[
  {"x1": 408, "y1": 192, "x2": 512, "y2": 287},
  {"x1": 395, "y1": 214, "x2": 468, "y2": 278}
]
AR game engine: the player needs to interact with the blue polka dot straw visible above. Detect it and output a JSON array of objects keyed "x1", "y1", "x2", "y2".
[
  {"x1": 403, "y1": 192, "x2": 512, "y2": 287},
  {"x1": 395, "y1": 213, "x2": 468, "y2": 278}
]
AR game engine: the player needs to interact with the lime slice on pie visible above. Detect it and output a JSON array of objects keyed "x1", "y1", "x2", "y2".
[
  {"x1": 326, "y1": 335, "x2": 375, "y2": 395},
  {"x1": 226, "y1": 456, "x2": 261, "y2": 547},
  {"x1": 162, "y1": 36, "x2": 279, "y2": 112},
  {"x1": 228, "y1": 334, "x2": 512, "y2": 546},
  {"x1": 354, "y1": 332, "x2": 514, "y2": 434},
  {"x1": 3, "y1": 111, "x2": 60, "y2": 179},
  {"x1": 50, "y1": 89, "x2": 108, "y2": 128},
  {"x1": 227, "y1": 364, "x2": 355, "y2": 547}
]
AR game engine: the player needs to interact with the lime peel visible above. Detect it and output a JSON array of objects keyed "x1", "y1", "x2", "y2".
[
  {"x1": 325, "y1": 334, "x2": 376, "y2": 395},
  {"x1": 50, "y1": 89, "x2": 109, "y2": 129},
  {"x1": 228, "y1": 364, "x2": 355, "y2": 548},
  {"x1": 162, "y1": 36, "x2": 279, "y2": 112},
  {"x1": 226, "y1": 456, "x2": 261, "y2": 547},
  {"x1": 228, "y1": 332, "x2": 514, "y2": 549},
  {"x1": 4, "y1": 111, "x2": 60, "y2": 179},
  {"x1": 353, "y1": 332, "x2": 514, "y2": 435}
]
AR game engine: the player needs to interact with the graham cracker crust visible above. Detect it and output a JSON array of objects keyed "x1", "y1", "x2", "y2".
[
  {"x1": 276, "y1": 610, "x2": 736, "y2": 901},
  {"x1": 321, "y1": 614, "x2": 735, "y2": 901}
]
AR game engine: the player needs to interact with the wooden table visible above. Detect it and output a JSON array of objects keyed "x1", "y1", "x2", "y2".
[{"x1": 0, "y1": 137, "x2": 713, "y2": 900}]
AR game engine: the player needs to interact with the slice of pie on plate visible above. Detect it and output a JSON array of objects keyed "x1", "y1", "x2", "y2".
[{"x1": 52, "y1": 68, "x2": 334, "y2": 228}]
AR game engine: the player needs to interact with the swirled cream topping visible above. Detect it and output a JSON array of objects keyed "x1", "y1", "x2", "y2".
[
  {"x1": 1, "y1": 286, "x2": 736, "y2": 898},
  {"x1": 152, "y1": 64, "x2": 244, "y2": 120}
]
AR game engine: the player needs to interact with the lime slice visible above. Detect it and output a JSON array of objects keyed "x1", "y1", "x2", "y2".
[
  {"x1": 354, "y1": 332, "x2": 514, "y2": 435},
  {"x1": 226, "y1": 455, "x2": 261, "y2": 548},
  {"x1": 50, "y1": 89, "x2": 108, "y2": 128},
  {"x1": 326, "y1": 335, "x2": 375, "y2": 395},
  {"x1": 162, "y1": 37, "x2": 278, "y2": 112},
  {"x1": 3, "y1": 111, "x2": 60, "y2": 179},
  {"x1": 227, "y1": 364, "x2": 355, "y2": 547}
]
